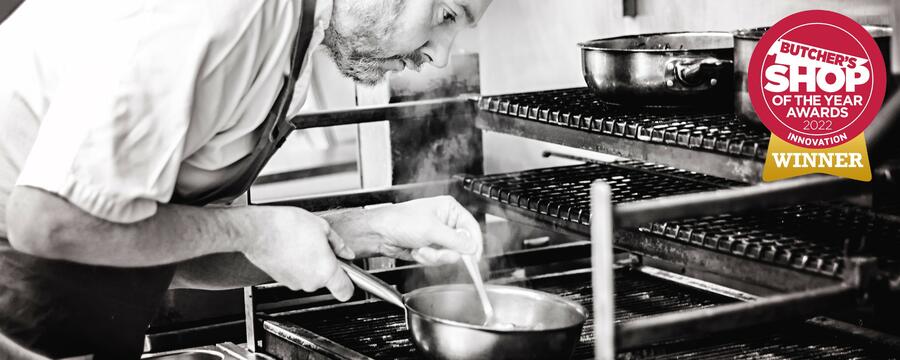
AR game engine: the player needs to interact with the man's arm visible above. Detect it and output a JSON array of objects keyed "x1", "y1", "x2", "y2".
[
  {"x1": 169, "y1": 197, "x2": 484, "y2": 290},
  {"x1": 7, "y1": 186, "x2": 260, "y2": 267},
  {"x1": 169, "y1": 209, "x2": 353, "y2": 291},
  {"x1": 6, "y1": 185, "x2": 358, "y2": 300},
  {"x1": 7, "y1": 186, "x2": 481, "y2": 294}
]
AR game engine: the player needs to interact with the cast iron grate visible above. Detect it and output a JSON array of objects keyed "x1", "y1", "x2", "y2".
[
  {"x1": 462, "y1": 161, "x2": 900, "y2": 276},
  {"x1": 479, "y1": 88, "x2": 771, "y2": 159},
  {"x1": 267, "y1": 271, "x2": 895, "y2": 359}
]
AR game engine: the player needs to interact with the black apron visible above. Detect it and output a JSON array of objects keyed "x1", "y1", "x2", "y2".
[{"x1": 0, "y1": 0, "x2": 316, "y2": 358}]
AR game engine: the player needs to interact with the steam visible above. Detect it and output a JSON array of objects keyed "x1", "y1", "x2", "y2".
[
  {"x1": 377, "y1": 52, "x2": 538, "y2": 296},
  {"x1": 402, "y1": 130, "x2": 482, "y2": 291},
  {"x1": 397, "y1": 120, "x2": 539, "y2": 293}
]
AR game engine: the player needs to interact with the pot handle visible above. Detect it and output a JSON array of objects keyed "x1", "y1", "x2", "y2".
[
  {"x1": 339, "y1": 260, "x2": 405, "y2": 309},
  {"x1": 668, "y1": 58, "x2": 734, "y2": 88}
]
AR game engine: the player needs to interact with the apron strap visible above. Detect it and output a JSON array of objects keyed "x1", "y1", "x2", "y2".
[{"x1": 173, "y1": 0, "x2": 318, "y2": 206}]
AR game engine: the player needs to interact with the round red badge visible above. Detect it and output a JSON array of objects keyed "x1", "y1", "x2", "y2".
[{"x1": 748, "y1": 10, "x2": 886, "y2": 149}]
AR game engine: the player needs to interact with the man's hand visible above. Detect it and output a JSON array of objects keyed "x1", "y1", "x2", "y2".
[
  {"x1": 241, "y1": 207, "x2": 356, "y2": 301},
  {"x1": 324, "y1": 196, "x2": 483, "y2": 266}
]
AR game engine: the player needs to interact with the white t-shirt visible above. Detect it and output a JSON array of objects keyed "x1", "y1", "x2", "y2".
[{"x1": 0, "y1": 0, "x2": 331, "y2": 237}]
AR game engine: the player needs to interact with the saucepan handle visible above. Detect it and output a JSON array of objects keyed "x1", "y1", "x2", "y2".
[
  {"x1": 668, "y1": 57, "x2": 734, "y2": 88},
  {"x1": 339, "y1": 260, "x2": 405, "y2": 308}
]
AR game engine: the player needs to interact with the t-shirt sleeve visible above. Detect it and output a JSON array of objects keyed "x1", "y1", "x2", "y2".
[{"x1": 15, "y1": 7, "x2": 210, "y2": 224}]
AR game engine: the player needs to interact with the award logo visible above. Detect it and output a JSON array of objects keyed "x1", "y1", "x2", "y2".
[{"x1": 749, "y1": 10, "x2": 887, "y2": 181}]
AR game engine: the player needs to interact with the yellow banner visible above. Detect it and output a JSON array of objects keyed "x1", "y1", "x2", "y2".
[{"x1": 762, "y1": 133, "x2": 871, "y2": 182}]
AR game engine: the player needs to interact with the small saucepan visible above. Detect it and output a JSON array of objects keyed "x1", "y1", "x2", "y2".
[
  {"x1": 579, "y1": 31, "x2": 734, "y2": 108},
  {"x1": 339, "y1": 261, "x2": 588, "y2": 360}
]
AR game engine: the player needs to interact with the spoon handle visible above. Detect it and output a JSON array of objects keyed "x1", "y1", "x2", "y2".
[{"x1": 461, "y1": 254, "x2": 494, "y2": 322}]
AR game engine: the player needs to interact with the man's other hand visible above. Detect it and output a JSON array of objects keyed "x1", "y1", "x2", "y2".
[{"x1": 325, "y1": 196, "x2": 483, "y2": 266}]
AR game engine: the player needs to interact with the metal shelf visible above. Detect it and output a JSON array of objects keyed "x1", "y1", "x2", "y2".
[
  {"x1": 460, "y1": 161, "x2": 900, "y2": 282},
  {"x1": 476, "y1": 88, "x2": 768, "y2": 183}
]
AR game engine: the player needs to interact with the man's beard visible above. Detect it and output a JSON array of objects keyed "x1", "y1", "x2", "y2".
[{"x1": 322, "y1": 18, "x2": 425, "y2": 85}]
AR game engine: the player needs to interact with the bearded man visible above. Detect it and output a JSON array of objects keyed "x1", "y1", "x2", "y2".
[{"x1": 0, "y1": 0, "x2": 492, "y2": 358}]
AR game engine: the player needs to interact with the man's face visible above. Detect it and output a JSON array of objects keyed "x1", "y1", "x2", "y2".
[{"x1": 323, "y1": 0, "x2": 492, "y2": 85}]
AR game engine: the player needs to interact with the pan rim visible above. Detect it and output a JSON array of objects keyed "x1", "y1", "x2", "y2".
[
  {"x1": 578, "y1": 31, "x2": 734, "y2": 53},
  {"x1": 733, "y1": 25, "x2": 890, "y2": 41},
  {"x1": 402, "y1": 283, "x2": 588, "y2": 333},
  {"x1": 733, "y1": 26, "x2": 770, "y2": 41}
]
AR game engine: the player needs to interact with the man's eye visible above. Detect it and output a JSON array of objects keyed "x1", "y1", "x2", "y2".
[{"x1": 442, "y1": 9, "x2": 456, "y2": 23}]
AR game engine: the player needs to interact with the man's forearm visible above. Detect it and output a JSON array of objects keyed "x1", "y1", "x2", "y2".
[
  {"x1": 170, "y1": 209, "x2": 368, "y2": 290},
  {"x1": 171, "y1": 253, "x2": 272, "y2": 290},
  {"x1": 6, "y1": 186, "x2": 270, "y2": 267}
]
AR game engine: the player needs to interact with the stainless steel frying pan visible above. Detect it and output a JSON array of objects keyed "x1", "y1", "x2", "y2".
[
  {"x1": 339, "y1": 262, "x2": 588, "y2": 360},
  {"x1": 579, "y1": 31, "x2": 734, "y2": 108}
]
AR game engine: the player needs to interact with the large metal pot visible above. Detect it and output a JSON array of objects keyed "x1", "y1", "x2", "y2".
[
  {"x1": 579, "y1": 32, "x2": 734, "y2": 108},
  {"x1": 339, "y1": 262, "x2": 587, "y2": 360},
  {"x1": 735, "y1": 25, "x2": 893, "y2": 127}
]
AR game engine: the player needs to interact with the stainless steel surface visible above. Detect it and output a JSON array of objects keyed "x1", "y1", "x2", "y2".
[
  {"x1": 263, "y1": 319, "x2": 372, "y2": 360},
  {"x1": 215, "y1": 343, "x2": 277, "y2": 360},
  {"x1": 579, "y1": 32, "x2": 734, "y2": 107},
  {"x1": 734, "y1": 25, "x2": 892, "y2": 127},
  {"x1": 636, "y1": 266, "x2": 758, "y2": 302},
  {"x1": 406, "y1": 285, "x2": 587, "y2": 360},
  {"x1": 339, "y1": 261, "x2": 588, "y2": 360}
]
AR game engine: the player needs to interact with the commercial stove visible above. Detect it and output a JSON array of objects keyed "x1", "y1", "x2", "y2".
[
  {"x1": 259, "y1": 268, "x2": 899, "y2": 360},
  {"x1": 147, "y1": 87, "x2": 900, "y2": 359}
]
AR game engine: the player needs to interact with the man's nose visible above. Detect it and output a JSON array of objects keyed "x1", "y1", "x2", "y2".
[{"x1": 421, "y1": 31, "x2": 454, "y2": 68}]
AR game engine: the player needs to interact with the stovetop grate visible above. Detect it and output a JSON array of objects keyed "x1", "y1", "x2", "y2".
[
  {"x1": 462, "y1": 161, "x2": 900, "y2": 276},
  {"x1": 266, "y1": 271, "x2": 896, "y2": 359},
  {"x1": 479, "y1": 88, "x2": 771, "y2": 160}
]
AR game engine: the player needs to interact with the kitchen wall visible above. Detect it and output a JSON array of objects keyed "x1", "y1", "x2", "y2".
[{"x1": 476, "y1": 0, "x2": 896, "y2": 173}]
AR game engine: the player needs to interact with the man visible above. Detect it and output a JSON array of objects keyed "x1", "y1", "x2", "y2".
[{"x1": 0, "y1": 0, "x2": 493, "y2": 358}]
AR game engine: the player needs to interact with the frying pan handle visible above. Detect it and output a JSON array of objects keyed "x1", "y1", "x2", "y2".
[
  {"x1": 339, "y1": 260, "x2": 405, "y2": 308},
  {"x1": 669, "y1": 58, "x2": 733, "y2": 88}
]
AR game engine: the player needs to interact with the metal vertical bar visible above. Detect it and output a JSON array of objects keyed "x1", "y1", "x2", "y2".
[
  {"x1": 592, "y1": 181, "x2": 615, "y2": 360},
  {"x1": 244, "y1": 286, "x2": 259, "y2": 352}
]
